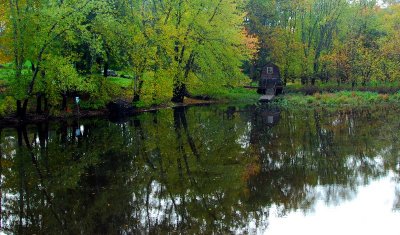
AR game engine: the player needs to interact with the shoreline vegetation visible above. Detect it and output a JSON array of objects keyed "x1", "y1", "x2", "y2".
[
  {"x1": 0, "y1": 83, "x2": 262, "y2": 124},
  {"x1": 277, "y1": 83, "x2": 400, "y2": 108},
  {"x1": 2, "y1": 56, "x2": 400, "y2": 122},
  {"x1": 276, "y1": 91, "x2": 400, "y2": 108},
  {"x1": 1, "y1": 1, "x2": 400, "y2": 123},
  {"x1": 2, "y1": 63, "x2": 400, "y2": 121},
  {"x1": 2, "y1": 78, "x2": 400, "y2": 125}
]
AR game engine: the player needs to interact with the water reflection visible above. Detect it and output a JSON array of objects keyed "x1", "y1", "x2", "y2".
[{"x1": 1, "y1": 105, "x2": 400, "y2": 234}]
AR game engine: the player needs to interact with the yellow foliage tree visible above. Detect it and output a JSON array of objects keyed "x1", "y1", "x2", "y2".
[{"x1": 0, "y1": 1, "x2": 11, "y2": 64}]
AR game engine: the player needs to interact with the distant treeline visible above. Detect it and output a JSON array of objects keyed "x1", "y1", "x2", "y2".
[{"x1": 244, "y1": 0, "x2": 400, "y2": 86}]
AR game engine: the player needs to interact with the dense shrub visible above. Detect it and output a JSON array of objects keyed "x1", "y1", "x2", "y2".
[
  {"x1": 79, "y1": 76, "x2": 121, "y2": 110},
  {"x1": 0, "y1": 96, "x2": 16, "y2": 117}
]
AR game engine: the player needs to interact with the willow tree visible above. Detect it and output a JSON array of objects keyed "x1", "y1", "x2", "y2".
[{"x1": 130, "y1": 0, "x2": 249, "y2": 104}]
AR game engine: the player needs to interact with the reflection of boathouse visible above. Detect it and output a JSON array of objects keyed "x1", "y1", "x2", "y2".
[{"x1": 254, "y1": 106, "x2": 281, "y2": 127}]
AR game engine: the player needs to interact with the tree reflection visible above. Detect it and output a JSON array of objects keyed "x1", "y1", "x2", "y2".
[
  {"x1": 246, "y1": 107, "x2": 400, "y2": 215},
  {"x1": 1, "y1": 105, "x2": 400, "y2": 234}
]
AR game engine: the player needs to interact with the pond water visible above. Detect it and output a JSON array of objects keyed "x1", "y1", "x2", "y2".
[{"x1": 1, "y1": 104, "x2": 399, "y2": 234}]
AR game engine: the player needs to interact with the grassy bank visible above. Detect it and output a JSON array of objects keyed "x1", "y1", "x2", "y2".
[
  {"x1": 285, "y1": 81, "x2": 400, "y2": 95},
  {"x1": 275, "y1": 91, "x2": 400, "y2": 108},
  {"x1": 4, "y1": 72, "x2": 400, "y2": 119},
  {"x1": 198, "y1": 87, "x2": 260, "y2": 103}
]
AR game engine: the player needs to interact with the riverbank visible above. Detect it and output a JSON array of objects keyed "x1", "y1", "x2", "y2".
[
  {"x1": 3, "y1": 85, "x2": 400, "y2": 125},
  {"x1": 285, "y1": 83, "x2": 400, "y2": 95},
  {"x1": 0, "y1": 88, "x2": 260, "y2": 126},
  {"x1": 0, "y1": 85, "x2": 259, "y2": 123},
  {"x1": 276, "y1": 90, "x2": 400, "y2": 108},
  {"x1": 0, "y1": 98, "x2": 217, "y2": 126}
]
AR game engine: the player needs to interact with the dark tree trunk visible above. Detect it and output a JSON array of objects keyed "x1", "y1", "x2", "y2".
[
  {"x1": 59, "y1": 120, "x2": 68, "y2": 144},
  {"x1": 17, "y1": 126, "x2": 23, "y2": 146},
  {"x1": 44, "y1": 97, "x2": 49, "y2": 114},
  {"x1": 301, "y1": 76, "x2": 308, "y2": 85},
  {"x1": 174, "y1": 107, "x2": 200, "y2": 160},
  {"x1": 362, "y1": 79, "x2": 367, "y2": 87},
  {"x1": 17, "y1": 100, "x2": 22, "y2": 118},
  {"x1": 103, "y1": 61, "x2": 109, "y2": 78},
  {"x1": 133, "y1": 94, "x2": 140, "y2": 103},
  {"x1": 133, "y1": 80, "x2": 144, "y2": 103},
  {"x1": 61, "y1": 95, "x2": 67, "y2": 111},
  {"x1": 103, "y1": 50, "x2": 110, "y2": 78},
  {"x1": 171, "y1": 82, "x2": 187, "y2": 103},
  {"x1": 31, "y1": 62, "x2": 35, "y2": 73},
  {"x1": 37, "y1": 123, "x2": 48, "y2": 149},
  {"x1": 171, "y1": 52, "x2": 195, "y2": 103},
  {"x1": 36, "y1": 94, "x2": 42, "y2": 114},
  {"x1": 311, "y1": 76, "x2": 316, "y2": 86},
  {"x1": 22, "y1": 100, "x2": 28, "y2": 116},
  {"x1": 16, "y1": 100, "x2": 29, "y2": 119}
]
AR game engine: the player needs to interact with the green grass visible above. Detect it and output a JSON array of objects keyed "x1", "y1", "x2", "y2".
[
  {"x1": 197, "y1": 87, "x2": 260, "y2": 103},
  {"x1": 275, "y1": 91, "x2": 400, "y2": 108},
  {"x1": 286, "y1": 80, "x2": 400, "y2": 88},
  {"x1": 108, "y1": 77, "x2": 133, "y2": 88},
  {"x1": 285, "y1": 80, "x2": 400, "y2": 94}
]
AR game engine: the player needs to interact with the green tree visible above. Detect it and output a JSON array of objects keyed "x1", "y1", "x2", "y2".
[
  {"x1": 133, "y1": 0, "x2": 249, "y2": 103},
  {"x1": 4, "y1": 0, "x2": 95, "y2": 118}
]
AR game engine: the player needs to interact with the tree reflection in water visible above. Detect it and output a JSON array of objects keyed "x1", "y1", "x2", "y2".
[{"x1": 1, "y1": 105, "x2": 400, "y2": 234}]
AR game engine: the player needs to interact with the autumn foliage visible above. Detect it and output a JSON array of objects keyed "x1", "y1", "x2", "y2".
[{"x1": 245, "y1": 0, "x2": 400, "y2": 86}]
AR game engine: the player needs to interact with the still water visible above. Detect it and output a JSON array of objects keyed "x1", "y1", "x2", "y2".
[{"x1": 0, "y1": 104, "x2": 399, "y2": 234}]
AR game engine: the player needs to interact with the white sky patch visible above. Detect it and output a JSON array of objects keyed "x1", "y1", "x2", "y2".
[
  {"x1": 265, "y1": 173, "x2": 400, "y2": 235},
  {"x1": 377, "y1": 0, "x2": 389, "y2": 7}
]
